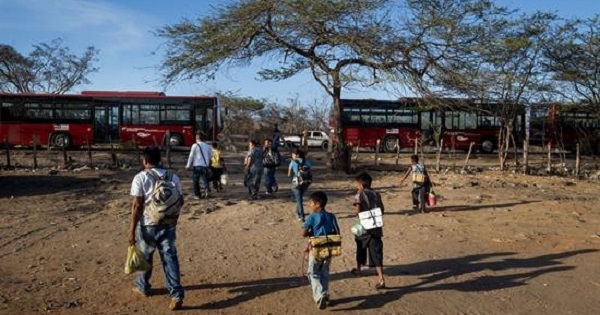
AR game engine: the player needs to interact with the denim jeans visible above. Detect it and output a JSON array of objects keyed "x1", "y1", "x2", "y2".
[
  {"x1": 135, "y1": 224, "x2": 184, "y2": 301},
  {"x1": 307, "y1": 254, "x2": 331, "y2": 303},
  {"x1": 264, "y1": 167, "x2": 277, "y2": 193},
  {"x1": 411, "y1": 185, "x2": 427, "y2": 212},
  {"x1": 247, "y1": 167, "x2": 264, "y2": 197},
  {"x1": 192, "y1": 166, "x2": 210, "y2": 197},
  {"x1": 292, "y1": 187, "x2": 305, "y2": 219}
]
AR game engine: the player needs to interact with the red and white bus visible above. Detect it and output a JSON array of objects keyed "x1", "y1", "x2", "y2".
[
  {"x1": 341, "y1": 98, "x2": 509, "y2": 153},
  {"x1": 0, "y1": 91, "x2": 221, "y2": 148},
  {"x1": 530, "y1": 104, "x2": 600, "y2": 154}
]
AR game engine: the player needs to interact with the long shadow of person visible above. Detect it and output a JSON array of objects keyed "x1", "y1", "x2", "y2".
[{"x1": 330, "y1": 249, "x2": 597, "y2": 311}]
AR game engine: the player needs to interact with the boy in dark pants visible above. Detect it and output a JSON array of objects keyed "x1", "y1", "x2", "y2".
[
  {"x1": 352, "y1": 172, "x2": 386, "y2": 289},
  {"x1": 399, "y1": 154, "x2": 430, "y2": 213}
]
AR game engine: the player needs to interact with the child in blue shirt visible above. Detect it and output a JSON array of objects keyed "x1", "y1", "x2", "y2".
[{"x1": 301, "y1": 191, "x2": 339, "y2": 310}]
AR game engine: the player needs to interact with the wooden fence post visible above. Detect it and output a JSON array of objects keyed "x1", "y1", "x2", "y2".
[
  {"x1": 395, "y1": 138, "x2": 400, "y2": 165},
  {"x1": 62, "y1": 145, "x2": 68, "y2": 167},
  {"x1": 461, "y1": 142, "x2": 475, "y2": 174},
  {"x1": 375, "y1": 139, "x2": 380, "y2": 166},
  {"x1": 165, "y1": 131, "x2": 172, "y2": 169},
  {"x1": 413, "y1": 136, "x2": 418, "y2": 155},
  {"x1": 133, "y1": 136, "x2": 141, "y2": 167},
  {"x1": 436, "y1": 139, "x2": 443, "y2": 173},
  {"x1": 547, "y1": 143, "x2": 552, "y2": 173},
  {"x1": 86, "y1": 134, "x2": 93, "y2": 165},
  {"x1": 32, "y1": 135, "x2": 39, "y2": 169},
  {"x1": 4, "y1": 137, "x2": 11, "y2": 168},
  {"x1": 575, "y1": 143, "x2": 580, "y2": 177}
]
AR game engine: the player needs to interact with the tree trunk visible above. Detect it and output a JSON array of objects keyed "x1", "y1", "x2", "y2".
[{"x1": 330, "y1": 80, "x2": 349, "y2": 171}]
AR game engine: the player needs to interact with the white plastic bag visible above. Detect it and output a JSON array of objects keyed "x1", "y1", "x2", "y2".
[{"x1": 220, "y1": 173, "x2": 228, "y2": 186}]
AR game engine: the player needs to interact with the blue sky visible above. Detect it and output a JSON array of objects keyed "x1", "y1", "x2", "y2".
[{"x1": 0, "y1": 0, "x2": 598, "y2": 105}]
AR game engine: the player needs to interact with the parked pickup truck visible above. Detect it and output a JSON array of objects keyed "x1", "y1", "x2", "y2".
[{"x1": 282, "y1": 130, "x2": 330, "y2": 150}]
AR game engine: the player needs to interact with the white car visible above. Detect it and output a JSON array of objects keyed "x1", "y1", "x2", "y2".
[{"x1": 283, "y1": 130, "x2": 329, "y2": 150}]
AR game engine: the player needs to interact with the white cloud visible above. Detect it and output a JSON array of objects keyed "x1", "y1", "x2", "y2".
[{"x1": 3, "y1": 0, "x2": 159, "y2": 54}]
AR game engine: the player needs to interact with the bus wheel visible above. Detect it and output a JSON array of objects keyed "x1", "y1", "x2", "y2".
[
  {"x1": 383, "y1": 136, "x2": 398, "y2": 153},
  {"x1": 480, "y1": 139, "x2": 495, "y2": 154},
  {"x1": 50, "y1": 133, "x2": 71, "y2": 148},
  {"x1": 168, "y1": 133, "x2": 183, "y2": 146}
]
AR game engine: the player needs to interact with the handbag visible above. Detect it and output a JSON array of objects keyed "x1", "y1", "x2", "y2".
[
  {"x1": 308, "y1": 213, "x2": 342, "y2": 260},
  {"x1": 309, "y1": 235, "x2": 342, "y2": 260}
]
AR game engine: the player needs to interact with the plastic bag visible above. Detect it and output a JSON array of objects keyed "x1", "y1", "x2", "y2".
[
  {"x1": 220, "y1": 173, "x2": 228, "y2": 186},
  {"x1": 351, "y1": 220, "x2": 365, "y2": 237},
  {"x1": 124, "y1": 245, "x2": 151, "y2": 274}
]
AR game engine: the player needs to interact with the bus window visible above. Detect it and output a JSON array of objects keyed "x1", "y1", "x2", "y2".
[
  {"x1": 24, "y1": 103, "x2": 53, "y2": 120},
  {"x1": 138, "y1": 105, "x2": 160, "y2": 124},
  {"x1": 1, "y1": 102, "x2": 23, "y2": 121},
  {"x1": 161, "y1": 105, "x2": 190, "y2": 124},
  {"x1": 55, "y1": 103, "x2": 92, "y2": 121}
]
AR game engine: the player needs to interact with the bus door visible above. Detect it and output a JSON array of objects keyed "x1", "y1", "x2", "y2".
[
  {"x1": 193, "y1": 106, "x2": 207, "y2": 139},
  {"x1": 94, "y1": 104, "x2": 119, "y2": 143}
]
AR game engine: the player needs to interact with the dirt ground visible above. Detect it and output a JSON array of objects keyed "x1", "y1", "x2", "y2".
[{"x1": 1, "y1": 148, "x2": 600, "y2": 315}]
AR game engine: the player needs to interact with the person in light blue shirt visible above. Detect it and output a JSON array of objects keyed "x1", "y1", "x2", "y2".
[
  {"x1": 301, "y1": 191, "x2": 339, "y2": 310},
  {"x1": 288, "y1": 148, "x2": 312, "y2": 221}
]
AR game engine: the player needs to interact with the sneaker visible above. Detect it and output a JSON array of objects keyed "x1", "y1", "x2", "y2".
[
  {"x1": 264, "y1": 192, "x2": 273, "y2": 196},
  {"x1": 273, "y1": 183, "x2": 279, "y2": 192},
  {"x1": 132, "y1": 287, "x2": 149, "y2": 298},
  {"x1": 168, "y1": 299, "x2": 183, "y2": 311},
  {"x1": 192, "y1": 196, "x2": 200, "y2": 200},
  {"x1": 317, "y1": 296, "x2": 327, "y2": 310}
]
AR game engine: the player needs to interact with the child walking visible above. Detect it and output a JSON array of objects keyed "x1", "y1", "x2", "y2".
[
  {"x1": 352, "y1": 172, "x2": 386, "y2": 289},
  {"x1": 399, "y1": 154, "x2": 431, "y2": 213},
  {"x1": 301, "y1": 191, "x2": 340, "y2": 310},
  {"x1": 210, "y1": 142, "x2": 227, "y2": 192},
  {"x1": 288, "y1": 149, "x2": 311, "y2": 221}
]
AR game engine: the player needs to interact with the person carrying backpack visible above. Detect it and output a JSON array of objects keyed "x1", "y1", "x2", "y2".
[
  {"x1": 288, "y1": 148, "x2": 312, "y2": 221},
  {"x1": 399, "y1": 154, "x2": 431, "y2": 213},
  {"x1": 128, "y1": 146, "x2": 184, "y2": 311},
  {"x1": 263, "y1": 138, "x2": 281, "y2": 196}
]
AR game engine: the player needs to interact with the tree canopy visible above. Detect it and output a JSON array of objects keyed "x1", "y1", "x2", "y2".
[{"x1": 0, "y1": 38, "x2": 99, "y2": 94}]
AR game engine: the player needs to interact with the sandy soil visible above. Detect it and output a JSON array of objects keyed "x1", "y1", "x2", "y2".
[{"x1": 1, "y1": 149, "x2": 600, "y2": 315}]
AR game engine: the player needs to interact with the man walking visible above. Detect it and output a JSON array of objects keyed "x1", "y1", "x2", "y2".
[
  {"x1": 128, "y1": 146, "x2": 184, "y2": 310},
  {"x1": 186, "y1": 131, "x2": 213, "y2": 199}
]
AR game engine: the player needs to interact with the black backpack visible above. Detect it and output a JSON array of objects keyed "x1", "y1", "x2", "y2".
[
  {"x1": 295, "y1": 160, "x2": 312, "y2": 189},
  {"x1": 263, "y1": 149, "x2": 281, "y2": 168}
]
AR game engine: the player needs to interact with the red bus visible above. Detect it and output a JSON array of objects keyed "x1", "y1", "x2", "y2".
[
  {"x1": 0, "y1": 91, "x2": 221, "y2": 148},
  {"x1": 341, "y1": 98, "x2": 509, "y2": 153},
  {"x1": 530, "y1": 104, "x2": 600, "y2": 154}
]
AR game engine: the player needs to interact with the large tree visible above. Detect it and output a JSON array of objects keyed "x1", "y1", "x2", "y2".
[
  {"x1": 157, "y1": 0, "x2": 406, "y2": 168},
  {"x1": 157, "y1": 0, "x2": 516, "y2": 169},
  {"x1": 431, "y1": 11, "x2": 557, "y2": 170},
  {"x1": 543, "y1": 16, "x2": 600, "y2": 111},
  {"x1": 0, "y1": 38, "x2": 99, "y2": 94}
]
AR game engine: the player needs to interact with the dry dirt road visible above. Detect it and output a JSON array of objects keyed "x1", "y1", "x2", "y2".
[{"x1": 1, "y1": 150, "x2": 599, "y2": 314}]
